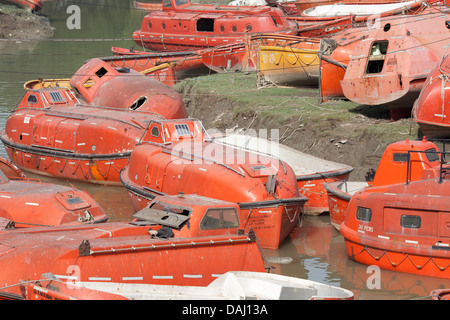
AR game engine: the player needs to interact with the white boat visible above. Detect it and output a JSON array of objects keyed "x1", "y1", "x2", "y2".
[
  {"x1": 303, "y1": 0, "x2": 424, "y2": 17},
  {"x1": 213, "y1": 133, "x2": 353, "y2": 215},
  {"x1": 23, "y1": 271, "x2": 354, "y2": 300}
]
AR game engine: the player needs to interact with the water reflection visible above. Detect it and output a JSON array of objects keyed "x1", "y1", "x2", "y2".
[{"x1": 0, "y1": 0, "x2": 449, "y2": 300}]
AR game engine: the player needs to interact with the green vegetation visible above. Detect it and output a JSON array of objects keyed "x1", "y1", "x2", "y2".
[{"x1": 175, "y1": 72, "x2": 419, "y2": 144}]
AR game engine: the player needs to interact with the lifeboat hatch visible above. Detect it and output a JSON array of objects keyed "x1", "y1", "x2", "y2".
[
  {"x1": 365, "y1": 41, "x2": 388, "y2": 74},
  {"x1": 129, "y1": 96, "x2": 148, "y2": 111},
  {"x1": 196, "y1": 18, "x2": 215, "y2": 32},
  {"x1": 240, "y1": 163, "x2": 276, "y2": 177},
  {"x1": 133, "y1": 207, "x2": 190, "y2": 229},
  {"x1": 56, "y1": 191, "x2": 91, "y2": 211},
  {"x1": 95, "y1": 67, "x2": 108, "y2": 78}
]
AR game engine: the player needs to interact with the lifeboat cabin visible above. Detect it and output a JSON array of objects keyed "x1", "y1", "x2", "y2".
[
  {"x1": 132, "y1": 194, "x2": 247, "y2": 238},
  {"x1": 0, "y1": 218, "x2": 265, "y2": 299},
  {"x1": 132, "y1": 0, "x2": 298, "y2": 52},
  {"x1": 340, "y1": 141, "x2": 450, "y2": 278},
  {"x1": 0, "y1": 59, "x2": 187, "y2": 184},
  {"x1": 325, "y1": 138, "x2": 444, "y2": 230},
  {"x1": 120, "y1": 118, "x2": 307, "y2": 250}
]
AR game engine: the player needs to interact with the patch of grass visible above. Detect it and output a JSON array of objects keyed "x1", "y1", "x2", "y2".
[{"x1": 175, "y1": 71, "x2": 420, "y2": 143}]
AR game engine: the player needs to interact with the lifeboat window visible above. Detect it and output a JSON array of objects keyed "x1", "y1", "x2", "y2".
[
  {"x1": 163, "y1": 0, "x2": 172, "y2": 8},
  {"x1": 175, "y1": 0, "x2": 189, "y2": 6},
  {"x1": 151, "y1": 126, "x2": 160, "y2": 137},
  {"x1": 200, "y1": 208, "x2": 239, "y2": 230},
  {"x1": 129, "y1": 96, "x2": 148, "y2": 110},
  {"x1": 95, "y1": 67, "x2": 108, "y2": 79},
  {"x1": 27, "y1": 94, "x2": 38, "y2": 104},
  {"x1": 220, "y1": 25, "x2": 225, "y2": 32},
  {"x1": 197, "y1": 18, "x2": 215, "y2": 32},
  {"x1": 174, "y1": 123, "x2": 191, "y2": 136},
  {"x1": 246, "y1": 24, "x2": 252, "y2": 32},
  {"x1": 400, "y1": 215, "x2": 421, "y2": 229},
  {"x1": 49, "y1": 91, "x2": 65, "y2": 103},
  {"x1": 365, "y1": 41, "x2": 388, "y2": 74},
  {"x1": 425, "y1": 148, "x2": 440, "y2": 162},
  {"x1": 393, "y1": 152, "x2": 408, "y2": 162},
  {"x1": 356, "y1": 207, "x2": 372, "y2": 222}
]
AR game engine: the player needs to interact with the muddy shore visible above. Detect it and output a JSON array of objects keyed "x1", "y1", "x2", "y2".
[{"x1": 0, "y1": 4, "x2": 53, "y2": 43}]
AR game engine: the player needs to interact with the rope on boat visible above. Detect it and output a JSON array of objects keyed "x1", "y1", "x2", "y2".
[{"x1": 350, "y1": 245, "x2": 450, "y2": 272}]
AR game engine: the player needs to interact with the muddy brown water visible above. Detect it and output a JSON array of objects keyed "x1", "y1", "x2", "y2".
[{"x1": 0, "y1": 0, "x2": 449, "y2": 300}]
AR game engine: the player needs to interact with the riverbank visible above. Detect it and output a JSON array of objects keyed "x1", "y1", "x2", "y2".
[
  {"x1": 0, "y1": 4, "x2": 53, "y2": 43},
  {"x1": 175, "y1": 72, "x2": 420, "y2": 181}
]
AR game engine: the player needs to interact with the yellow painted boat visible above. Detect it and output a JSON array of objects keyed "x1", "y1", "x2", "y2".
[{"x1": 257, "y1": 41, "x2": 320, "y2": 87}]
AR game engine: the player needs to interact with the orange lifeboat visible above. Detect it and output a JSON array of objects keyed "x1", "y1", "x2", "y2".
[
  {"x1": 340, "y1": 7, "x2": 450, "y2": 120},
  {"x1": 0, "y1": 157, "x2": 107, "y2": 227},
  {"x1": 120, "y1": 120, "x2": 307, "y2": 250},
  {"x1": 132, "y1": 0, "x2": 298, "y2": 52},
  {"x1": 341, "y1": 163, "x2": 450, "y2": 278},
  {"x1": 325, "y1": 138, "x2": 443, "y2": 230},
  {"x1": 107, "y1": 48, "x2": 206, "y2": 80},
  {"x1": 412, "y1": 53, "x2": 450, "y2": 138},
  {"x1": 319, "y1": 28, "x2": 368, "y2": 102},
  {"x1": 0, "y1": 59, "x2": 188, "y2": 184},
  {"x1": 0, "y1": 219, "x2": 264, "y2": 300},
  {"x1": 213, "y1": 133, "x2": 353, "y2": 215}
]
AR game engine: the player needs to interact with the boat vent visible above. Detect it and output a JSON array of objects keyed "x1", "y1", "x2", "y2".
[
  {"x1": 49, "y1": 91, "x2": 65, "y2": 103},
  {"x1": 174, "y1": 123, "x2": 191, "y2": 136}
]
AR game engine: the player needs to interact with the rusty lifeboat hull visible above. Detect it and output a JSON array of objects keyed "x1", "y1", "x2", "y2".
[
  {"x1": 0, "y1": 59, "x2": 188, "y2": 184},
  {"x1": 132, "y1": 0, "x2": 298, "y2": 52},
  {"x1": 412, "y1": 53, "x2": 450, "y2": 138},
  {"x1": 340, "y1": 8, "x2": 450, "y2": 120},
  {"x1": 69, "y1": 58, "x2": 187, "y2": 119},
  {"x1": 0, "y1": 220, "x2": 265, "y2": 300},
  {"x1": 341, "y1": 177, "x2": 450, "y2": 279},
  {"x1": 0, "y1": 95, "x2": 170, "y2": 184},
  {"x1": 119, "y1": 121, "x2": 307, "y2": 250}
]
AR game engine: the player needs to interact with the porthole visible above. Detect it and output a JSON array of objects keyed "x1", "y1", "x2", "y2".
[
  {"x1": 232, "y1": 25, "x2": 237, "y2": 32},
  {"x1": 220, "y1": 25, "x2": 225, "y2": 32},
  {"x1": 246, "y1": 24, "x2": 252, "y2": 32},
  {"x1": 148, "y1": 22, "x2": 152, "y2": 29},
  {"x1": 383, "y1": 23, "x2": 391, "y2": 32},
  {"x1": 162, "y1": 22, "x2": 166, "y2": 30}
]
